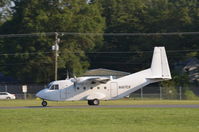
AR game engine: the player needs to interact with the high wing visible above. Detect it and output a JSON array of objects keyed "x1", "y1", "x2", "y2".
[
  {"x1": 86, "y1": 77, "x2": 111, "y2": 84},
  {"x1": 72, "y1": 76, "x2": 112, "y2": 84}
]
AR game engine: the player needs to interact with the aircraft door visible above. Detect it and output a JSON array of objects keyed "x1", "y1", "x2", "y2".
[
  {"x1": 110, "y1": 82, "x2": 118, "y2": 97},
  {"x1": 66, "y1": 86, "x2": 74, "y2": 98},
  {"x1": 60, "y1": 88, "x2": 67, "y2": 99}
]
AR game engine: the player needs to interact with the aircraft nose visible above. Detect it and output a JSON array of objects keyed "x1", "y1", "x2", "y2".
[
  {"x1": 36, "y1": 91, "x2": 42, "y2": 98},
  {"x1": 36, "y1": 89, "x2": 46, "y2": 99}
]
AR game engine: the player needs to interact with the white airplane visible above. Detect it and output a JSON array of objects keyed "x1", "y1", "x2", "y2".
[{"x1": 36, "y1": 47, "x2": 171, "y2": 106}]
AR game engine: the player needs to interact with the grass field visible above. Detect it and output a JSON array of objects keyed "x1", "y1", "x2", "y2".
[{"x1": 0, "y1": 100, "x2": 199, "y2": 132}]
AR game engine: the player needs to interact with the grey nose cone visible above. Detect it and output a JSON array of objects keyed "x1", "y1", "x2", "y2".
[{"x1": 36, "y1": 90, "x2": 42, "y2": 98}]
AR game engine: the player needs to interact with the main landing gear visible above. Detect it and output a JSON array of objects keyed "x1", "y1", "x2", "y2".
[
  {"x1": 42, "y1": 100, "x2": 48, "y2": 107},
  {"x1": 88, "y1": 99, "x2": 100, "y2": 105}
]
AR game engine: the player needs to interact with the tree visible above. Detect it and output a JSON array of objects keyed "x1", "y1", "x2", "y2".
[
  {"x1": 90, "y1": 0, "x2": 199, "y2": 72},
  {"x1": 0, "y1": 0, "x2": 105, "y2": 83},
  {"x1": 91, "y1": 0, "x2": 151, "y2": 72},
  {"x1": 87, "y1": 0, "x2": 199, "y2": 98}
]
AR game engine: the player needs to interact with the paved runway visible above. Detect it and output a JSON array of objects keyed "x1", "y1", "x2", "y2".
[{"x1": 0, "y1": 104, "x2": 199, "y2": 109}]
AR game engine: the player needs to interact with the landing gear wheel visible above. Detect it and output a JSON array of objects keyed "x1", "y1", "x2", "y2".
[
  {"x1": 6, "y1": 97, "x2": 11, "y2": 100},
  {"x1": 88, "y1": 99, "x2": 100, "y2": 105},
  {"x1": 93, "y1": 99, "x2": 100, "y2": 105},
  {"x1": 42, "y1": 100, "x2": 47, "y2": 107},
  {"x1": 88, "y1": 100, "x2": 93, "y2": 105}
]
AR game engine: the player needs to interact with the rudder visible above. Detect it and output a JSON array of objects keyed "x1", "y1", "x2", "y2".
[{"x1": 150, "y1": 47, "x2": 171, "y2": 80}]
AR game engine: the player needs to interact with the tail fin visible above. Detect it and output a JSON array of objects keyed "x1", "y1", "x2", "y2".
[{"x1": 150, "y1": 47, "x2": 171, "y2": 80}]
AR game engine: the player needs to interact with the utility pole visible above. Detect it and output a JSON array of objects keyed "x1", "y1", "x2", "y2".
[
  {"x1": 179, "y1": 86, "x2": 182, "y2": 100},
  {"x1": 141, "y1": 87, "x2": 143, "y2": 99},
  {"x1": 160, "y1": 86, "x2": 162, "y2": 100},
  {"x1": 5, "y1": 84, "x2": 7, "y2": 92},
  {"x1": 52, "y1": 32, "x2": 60, "y2": 81}
]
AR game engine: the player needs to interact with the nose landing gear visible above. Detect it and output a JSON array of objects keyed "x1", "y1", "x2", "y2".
[{"x1": 42, "y1": 100, "x2": 48, "y2": 107}]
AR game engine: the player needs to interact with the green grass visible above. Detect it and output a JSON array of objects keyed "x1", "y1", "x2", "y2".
[
  {"x1": 0, "y1": 99, "x2": 199, "y2": 107},
  {"x1": 0, "y1": 100, "x2": 199, "y2": 132},
  {"x1": 0, "y1": 108, "x2": 199, "y2": 132}
]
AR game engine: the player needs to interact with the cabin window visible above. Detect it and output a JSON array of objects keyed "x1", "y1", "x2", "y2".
[
  {"x1": 104, "y1": 87, "x2": 107, "y2": 89},
  {"x1": 83, "y1": 87, "x2": 86, "y2": 90},
  {"x1": 90, "y1": 87, "x2": 93, "y2": 89},
  {"x1": 77, "y1": 87, "x2": 80, "y2": 90},
  {"x1": 49, "y1": 84, "x2": 59, "y2": 90},
  {"x1": 97, "y1": 87, "x2": 100, "y2": 89}
]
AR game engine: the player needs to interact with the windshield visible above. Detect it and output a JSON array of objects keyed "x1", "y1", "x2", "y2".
[
  {"x1": 47, "y1": 83, "x2": 59, "y2": 90},
  {"x1": 47, "y1": 83, "x2": 52, "y2": 89}
]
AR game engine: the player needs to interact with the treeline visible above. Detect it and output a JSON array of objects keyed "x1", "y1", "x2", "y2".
[{"x1": 0, "y1": 0, "x2": 199, "y2": 86}]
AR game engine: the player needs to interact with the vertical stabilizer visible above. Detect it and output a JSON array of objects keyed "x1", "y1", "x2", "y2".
[{"x1": 150, "y1": 47, "x2": 171, "y2": 80}]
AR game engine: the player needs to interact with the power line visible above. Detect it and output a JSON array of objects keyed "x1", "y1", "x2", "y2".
[
  {"x1": 0, "y1": 61, "x2": 151, "y2": 66},
  {"x1": 0, "y1": 31, "x2": 199, "y2": 38},
  {"x1": 0, "y1": 49, "x2": 198, "y2": 56},
  {"x1": 0, "y1": 51, "x2": 52, "y2": 56},
  {"x1": 0, "y1": 62, "x2": 52, "y2": 66},
  {"x1": 87, "y1": 49, "x2": 199, "y2": 54},
  {"x1": 86, "y1": 49, "x2": 199, "y2": 54}
]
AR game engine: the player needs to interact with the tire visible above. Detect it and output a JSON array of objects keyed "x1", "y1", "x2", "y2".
[
  {"x1": 6, "y1": 97, "x2": 11, "y2": 100},
  {"x1": 88, "y1": 100, "x2": 93, "y2": 105},
  {"x1": 93, "y1": 99, "x2": 100, "y2": 105},
  {"x1": 88, "y1": 99, "x2": 100, "y2": 105},
  {"x1": 41, "y1": 101, "x2": 48, "y2": 107}
]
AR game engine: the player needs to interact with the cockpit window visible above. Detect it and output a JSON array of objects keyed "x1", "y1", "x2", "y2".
[
  {"x1": 49, "y1": 84, "x2": 59, "y2": 90},
  {"x1": 54, "y1": 85, "x2": 59, "y2": 90},
  {"x1": 47, "y1": 83, "x2": 52, "y2": 89}
]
